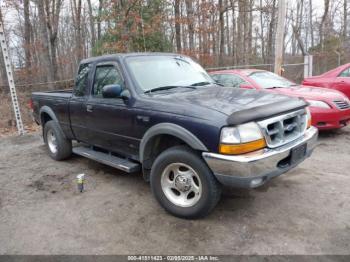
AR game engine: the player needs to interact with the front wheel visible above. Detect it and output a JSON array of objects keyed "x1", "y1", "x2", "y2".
[{"x1": 150, "y1": 146, "x2": 222, "y2": 219}]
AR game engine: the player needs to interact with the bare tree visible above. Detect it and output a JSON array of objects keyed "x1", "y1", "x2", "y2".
[
  {"x1": 343, "y1": 0, "x2": 347, "y2": 40},
  {"x1": 219, "y1": 0, "x2": 225, "y2": 65},
  {"x1": 71, "y1": 0, "x2": 83, "y2": 60},
  {"x1": 87, "y1": 0, "x2": 96, "y2": 49},
  {"x1": 45, "y1": 0, "x2": 63, "y2": 80},
  {"x1": 309, "y1": 0, "x2": 314, "y2": 47},
  {"x1": 185, "y1": 0, "x2": 194, "y2": 52},
  {"x1": 174, "y1": 0, "x2": 181, "y2": 52},
  {"x1": 267, "y1": 0, "x2": 277, "y2": 64},
  {"x1": 23, "y1": 0, "x2": 31, "y2": 71},
  {"x1": 319, "y1": 0, "x2": 330, "y2": 49},
  {"x1": 97, "y1": 0, "x2": 102, "y2": 41},
  {"x1": 37, "y1": 0, "x2": 55, "y2": 85}
]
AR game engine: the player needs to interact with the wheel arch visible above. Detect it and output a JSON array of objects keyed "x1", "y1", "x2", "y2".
[
  {"x1": 140, "y1": 123, "x2": 208, "y2": 163},
  {"x1": 139, "y1": 123, "x2": 208, "y2": 182},
  {"x1": 39, "y1": 106, "x2": 66, "y2": 138}
]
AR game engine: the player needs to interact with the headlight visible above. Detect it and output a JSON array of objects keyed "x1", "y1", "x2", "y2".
[
  {"x1": 307, "y1": 100, "x2": 331, "y2": 109},
  {"x1": 219, "y1": 122, "x2": 266, "y2": 155}
]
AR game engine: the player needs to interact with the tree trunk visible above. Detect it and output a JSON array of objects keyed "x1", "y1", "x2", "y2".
[
  {"x1": 230, "y1": 0, "x2": 236, "y2": 64},
  {"x1": 72, "y1": 0, "x2": 83, "y2": 61},
  {"x1": 37, "y1": 0, "x2": 54, "y2": 86},
  {"x1": 97, "y1": 0, "x2": 102, "y2": 40},
  {"x1": 309, "y1": 0, "x2": 314, "y2": 47},
  {"x1": 23, "y1": 0, "x2": 31, "y2": 72},
  {"x1": 185, "y1": 0, "x2": 194, "y2": 52},
  {"x1": 225, "y1": 0, "x2": 231, "y2": 56},
  {"x1": 247, "y1": 0, "x2": 253, "y2": 63},
  {"x1": 292, "y1": 25, "x2": 307, "y2": 55},
  {"x1": 87, "y1": 0, "x2": 96, "y2": 50},
  {"x1": 46, "y1": 0, "x2": 62, "y2": 81},
  {"x1": 174, "y1": 0, "x2": 182, "y2": 52},
  {"x1": 267, "y1": 0, "x2": 276, "y2": 64},
  {"x1": 319, "y1": 0, "x2": 330, "y2": 49},
  {"x1": 237, "y1": 0, "x2": 243, "y2": 64},
  {"x1": 344, "y1": 0, "x2": 347, "y2": 40},
  {"x1": 259, "y1": 0, "x2": 265, "y2": 62},
  {"x1": 219, "y1": 0, "x2": 225, "y2": 66}
]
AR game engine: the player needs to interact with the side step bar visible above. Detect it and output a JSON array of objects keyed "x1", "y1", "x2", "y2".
[{"x1": 72, "y1": 146, "x2": 141, "y2": 173}]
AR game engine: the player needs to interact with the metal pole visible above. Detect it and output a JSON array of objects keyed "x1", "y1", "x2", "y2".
[
  {"x1": 334, "y1": 51, "x2": 341, "y2": 66},
  {"x1": 309, "y1": 55, "x2": 313, "y2": 76},
  {"x1": 304, "y1": 55, "x2": 309, "y2": 78},
  {"x1": 0, "y1": 11, "x2": 25, "y2": 135},
  {"x1": 274, "y1": 0, "x2": 286, "y2": 75}
]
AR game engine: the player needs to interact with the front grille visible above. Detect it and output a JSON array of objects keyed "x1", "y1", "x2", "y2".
[
  {"x1": 333, "y1": 100, "x2": 350, "y2": 110},
  {"x1": 258, "y1": 109, "x2": 307, "y2": 148}
]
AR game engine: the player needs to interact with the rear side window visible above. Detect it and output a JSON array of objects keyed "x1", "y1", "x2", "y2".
[
  {"x1": 74, "y1": 63, "x2": 91, "y2": 96},
  {"x1": 339, "y1": 68, "x2": 350, "y2": 77},
  {"x1": 92, "y1": 65, "x2": 124, "y2": 97}
]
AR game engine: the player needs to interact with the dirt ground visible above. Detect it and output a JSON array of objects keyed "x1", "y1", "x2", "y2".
[{"x1": 0, "y1": 127, "x2": 349, "y2": 255}]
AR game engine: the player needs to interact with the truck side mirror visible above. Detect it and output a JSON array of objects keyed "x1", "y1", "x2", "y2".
[
  {"x1": 120, "y1": 89, "x2": 131, "y2": 100},
  {"x1": 102, "y1": 84, "x2": 122, "y2": 98},
  {"x1": 240, "y1": 83, "x2": 255, "y2": 89}
]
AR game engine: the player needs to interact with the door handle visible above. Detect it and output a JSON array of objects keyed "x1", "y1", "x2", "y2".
[
  {"x1": 136, "y1": 115, "x2": 150, "y2": 122},
  {"x1": 86, "y1": 105, "x2": 93, "y2": 112}
]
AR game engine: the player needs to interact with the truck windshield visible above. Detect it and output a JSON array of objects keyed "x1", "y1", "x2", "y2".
[
  {"x1": 126, "y1": 56, "x2": 214, "y2": 93},
  {"x1": 249, "y1": 71, "x2": 297, "y2": 89}
]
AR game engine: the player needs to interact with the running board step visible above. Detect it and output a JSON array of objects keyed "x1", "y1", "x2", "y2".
[{"x1": 72, "y1": 146, "x2": 140, "y2": 173}]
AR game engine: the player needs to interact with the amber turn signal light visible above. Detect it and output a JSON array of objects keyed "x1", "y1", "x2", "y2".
[
  {"x1": 219, "y1": 138, "x2": 267, "y2": 155},
  {"x1": 307, "y1": 117, "x2": 312, "y2": 128}
]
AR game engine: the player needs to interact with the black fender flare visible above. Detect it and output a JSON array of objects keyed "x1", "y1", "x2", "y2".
[
  {"x1": 139, "y1": 123, "x2": 208, "y2": 163},
  {"x1": 39, "y1": 106, "x2": 66, "y2": 138}
]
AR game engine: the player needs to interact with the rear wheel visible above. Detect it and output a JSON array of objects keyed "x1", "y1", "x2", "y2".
[
  {"x1": 150, "y1": 146, "x2": 221, "y2": 219},
  {"x1": 43, "y1": 120, "x2": 72, "y2": 160}
]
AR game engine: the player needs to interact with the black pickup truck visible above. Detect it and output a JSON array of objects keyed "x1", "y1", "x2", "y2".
[{"x1": 31, "y1": 53, "x2": 318, "y2": 218}]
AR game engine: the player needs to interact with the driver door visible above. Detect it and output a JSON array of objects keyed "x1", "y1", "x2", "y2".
[{"x1": 84, "y1": 61, "x2": 137, "y2": 157}]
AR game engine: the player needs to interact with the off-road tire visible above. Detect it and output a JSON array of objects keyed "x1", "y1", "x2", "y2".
[
  {"x1": 150, "y1": 146, "x2": 222, "y2": 219},
  {"x1": 43, "y1": 120, "x2": 72, "y2": 161}
]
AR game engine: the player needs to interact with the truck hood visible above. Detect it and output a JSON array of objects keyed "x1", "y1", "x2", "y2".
[
  {"x1": 149, "y1": 86, "x2": 307, "y2": 124},
  {"x1": 267, "y1": 85, "x2": 345, "y2": 101}
]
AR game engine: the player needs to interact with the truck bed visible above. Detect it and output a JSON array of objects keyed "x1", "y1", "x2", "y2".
[
  {"x1": 32, "y1": 89, "x2": 73, "y2": 98},
  {"x1": 31, "y1": 89, "x2": 73, "y2": 137}
]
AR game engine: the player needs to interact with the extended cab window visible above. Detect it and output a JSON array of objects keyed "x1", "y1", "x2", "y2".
[
  {"x1": 74, "y1": 63, "x2": 91, "y2": 96},
  {"x1": 93, "y1": 65, "x2": 123, "y2": 97}
]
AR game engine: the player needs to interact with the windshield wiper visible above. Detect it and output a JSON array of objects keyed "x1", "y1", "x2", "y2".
[
  {"x1": 190, "y1": 81, "x2": 213, "y2": 86},
  {"x1": 173, "y1": 56, "x2": 190, "y2": 64},
  {"x1": 267, "y1": 86, "x2": 286, "y2": 89},
  {"x1": 144, "y1": 85, "x2": 196, "y2": 94}
]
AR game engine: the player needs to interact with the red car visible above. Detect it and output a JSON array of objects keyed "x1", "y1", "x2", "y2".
[
  {"x1": 303, "y1": 63, "x2": 350, "y2": 99},
  {"x1": 210, "y1": 69, "x2": 350, "y2": 130}
]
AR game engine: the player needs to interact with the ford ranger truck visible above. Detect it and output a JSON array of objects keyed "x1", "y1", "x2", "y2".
[{"x1": 31, "y1": 53, "x2": 318, "y2": 219}]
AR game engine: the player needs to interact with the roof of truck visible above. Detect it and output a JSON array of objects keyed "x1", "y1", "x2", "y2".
[{"x1": 80, "y1": 52, "x2": 182, "y2": 64}]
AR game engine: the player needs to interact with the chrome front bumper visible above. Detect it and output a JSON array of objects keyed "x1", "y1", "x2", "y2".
[{"x1": 202, "y1": 126, "x2": 318, "y2": 188}]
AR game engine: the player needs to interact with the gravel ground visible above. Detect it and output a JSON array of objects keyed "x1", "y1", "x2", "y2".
[{"x1": 0, "y1": 128, "x2": 349, "y2": 255}]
